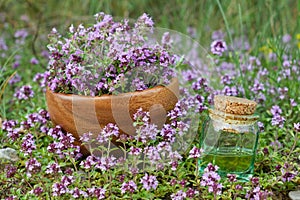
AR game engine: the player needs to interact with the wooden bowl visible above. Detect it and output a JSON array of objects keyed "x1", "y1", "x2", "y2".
[{"x1": 45, "y1": 78, "x2": 179, "y2": 156}]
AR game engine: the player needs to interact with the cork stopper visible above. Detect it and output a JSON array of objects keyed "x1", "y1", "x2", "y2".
[{"x1": 214, "y1": 95, "x2": 257, "y2": 115}]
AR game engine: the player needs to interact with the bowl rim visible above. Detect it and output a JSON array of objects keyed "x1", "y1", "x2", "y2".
[{"x1": 46, "y1": 77, "x2": 179, "y2": 100}]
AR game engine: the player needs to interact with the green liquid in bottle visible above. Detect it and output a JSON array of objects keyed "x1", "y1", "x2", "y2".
[
  {"x1": 201, "y1": 150, "x2": 254, "y2": 173},
  {"x1": 199, "y1": 129, "x2": 258, "y2": 181}
]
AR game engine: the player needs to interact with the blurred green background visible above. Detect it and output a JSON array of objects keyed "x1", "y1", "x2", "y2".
[{"x1": 0, "y1": 0, "x2": 298, "y2": 48}]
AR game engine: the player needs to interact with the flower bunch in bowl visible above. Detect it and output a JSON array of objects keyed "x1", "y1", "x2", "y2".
[{"x1": 46, "y1": 12, "x2": 179, "y2": 96}]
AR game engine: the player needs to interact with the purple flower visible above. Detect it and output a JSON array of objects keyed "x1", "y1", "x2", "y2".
[
  {"x1": 290, "y1": 99, "x2": 297, "y2": 107},
  {"x1": 170, "y1": 160, "x2": 179, "y2": 171},
  {"x1": 170, "y1": 190, "x2": 187, "y2": 200},
  {"x1": 176, "y1": 121, "x2": 190, "y2": 136},
  {"x1": 129, "y1": 146, "x2": 142, "y2": 156},
  {"x1": 211, "y1": 40, "x2": 227, "y2": 56},
  {"x1": 20, "y1": 113, "x2": 45, "y2": 129},
  {"x1": 250, "y1": 79, "x2": 264, "y2": 93},
  {"x1": 283, "y1": 60, "x2": 291, "y2": 67},
  {"x1": 192, "y1": 77, "x2": 208, "y2": 91},
  {"x1": 59, "y1": 133, "x2": 75, "y2": 149},
  {"x1": 46, "y1": 162, "x2": 62, "y2": 174},
  {"x1": 2, "y1": 120, "x2": 18, "y2": 132},
  {"x1": 80, "y1": 132, "x2": 93, "y2": 143},
  {"x1": 205, "y1": 163, "x2": 219, "y2": 173},
  {"x1": 61, "y1": 175, "x2": 74, "y2": 187},
  {"x1": 188, "y1": 146, "x2": 203, "y2": 158},
  {"x1": 294, "y1": 122, "x2": 300, "y2": 132},
  {"x1": 170, "y1": 178, "x2": 177, "y2": 186},
  {"x1": 30, "y1": 57, "x2": 39, "y2": 65},
  {"x1": 12, "y1": 60, "x2": 20, "y2": 69},
  {"x1": 14, "y1": 29, "x2": 28, "y2": 39},
  {"x1": 275, "y1": 164, "x2": 282, "y2": 171},
  {"x1": 182, "y1": 70, "x2": 197, "y2": 82},
  {"x1": 186, "y1": 187, "x2": 198, "y2": 198},
  {"x1": 120, "y1": 180, "x2": 137, "y2": 194},
  {"x1": 221, "y1": 75, "x2": 233, "y2": 85},
  {"x1": 262, "y1": 147, "x2": 269, "y2": 155},
  {"x1": 95, "y1": 156, "x2": 117, "y2": 171},
  {"x1": 14, "y1": 29, "x2": 28, "y2": 45},
  {"x1": 199, "y1": 164, "x2": 223, "y2": 195},
  {"x1": 97, "y1": 123, "x2": 119, "y2": 143},
  {"x1": 69, "y1": 187, "x2": 88, "y2": 198},
  {"x1": 5, "y1": 164, "x2": 17, "y2": 178},
  {"x1": 144, "y1": 146, "x2": 161, "y2": 162},
  {"x1": 46, "y1": 13, "x2": 177, "y2": 96},
  {"x1": 140, "y1": 173, "x2": 159, "y2": 191},
  {"x1": 131, "y1": 78, "x2": 147, "y2": 91},
  {"x1": 135, "y1": 123, "x2": 158, "y2": 143},
  {"x1": 136, "y1": 13, "x2": 154, "y2": 28},
  {"x1": 160, "y1": 124, "x2": 176, "y2": 143},
  {"x1": 281, "y1": 170, "x2": 296, "y2": 182},
  {"x1": 258, "y1": 121, "x2": 264, "y2": 132},
  {"x1": 130, "y1": 167, "x2": 140, "y2": 176},
  {"x1": 6, "y1": 128, "x2": 20, "y2": 141},
  {"x1": 235, "y1": 184, "x2": 243, "y2": 190},
  {"x1": 250, "y1": 177, "x2": 260, "y2": 185},
  {"x1": 52, "y1": 183, "x2": 67, "y2": 196},
  {"x1": 201, "y1": 163, "x2": 222, "y2": 196},
  {"x1": 25, "y1": 158, "x2": 41, "y2": 177},
  {"x1": 222, "y1": 86, "x2": 239, "y2": 96},
  {"x1": 227, "y1": 174, "x2": 237, "y2": 183},
  {"x1": 64, "y1": 168, "x2": 74, "y2": 175},
  {"x1": 39, "y1": 109, "x2": 50, "y2": 120},
  {"x1": 14, "y1": 85, "x2": 34, "y2": 100},
  {"x1": 33, "y1": 72, "x2": 50, "y2": 89},
  {"x1": 30, "y1": 187, "x2": 43, "y2": 196},
  {"x1": 270, "y1": 140, "x2": 282, "y2": 149},
  {"x1": 271, "y1": 115, "x2": 285, "y2": 128},
  {"x1": 281, "y1": 163, "x2": 297, "y2": 182},
  {"x1": 278, "y1": 87, "x2": 288, "y2": 100},
  {"x1": 168, "y1": 97, "x2": 197, "y2": 122},
  {"x1": 270, "y1": 105, "x2": 282, "y2": 116},
  {"x1": 258, "y1": 68, "x2": 269, "y2": 77},
  {"x1": 246, "y1": 186, "x2": 272, "y2": 200},
  {"x1": 47, "y1": 125, "x2": 64, "y2": 139},
  {"x1": 87, "y1": 187, "x2": 106, "y2": 199},
  {"x1": 0, "y1": 37, "x2": 8, "y2": 51},
  {"x1": 47, "y1": 132, "x2": 80, "y2": 159},
  {"x1": 208, "y1": 182, "x2": 223, "y2": 196},
  {"x1": 179, "y1": 179, "x2": 187, "y2": 187},
  {"x1": 21, "y1": 133, "x2": 36, "y2": 156},
  {"x1": 80, "y1": 155, "x2": 98, "y2": 169},
  {"x1": 9, "y1": 73, "x2": 21, "y2": 85},
  {"x1": 201, "y1": 170, "x2": 221, "y2": 186},
  {"x1": 282, "y1": 34, "x2": 291, "y2": 43}
]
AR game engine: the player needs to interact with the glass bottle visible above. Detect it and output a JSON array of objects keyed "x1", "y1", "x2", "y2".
[{"x1": 199, "y1": 95, "x2": 259, "y2": 181}]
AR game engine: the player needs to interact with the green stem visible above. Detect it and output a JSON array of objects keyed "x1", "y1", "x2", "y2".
[
  {"x1": 109, "y1": 172, "x2": 112, "y2": 196},
  {"x1": 70, "y1": 156, "x2": 78, "y2": 172},
  {"x1": 216, "y1": 0, "x2": 248, "y2": 98},
  {"x1": 286, "y1": 131, "x2": 299, "y2": 160},
  {"x1": 107, "y1": 140, "x2": 111, "y2": 156},
  {"x1": 88, "y1": 171, "x2": 91, "y2": 188},
  {"x1": 216, "y1": 0, "x2": 232, "y2": 45}
]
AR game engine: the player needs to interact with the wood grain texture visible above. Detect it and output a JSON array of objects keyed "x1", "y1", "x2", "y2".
[{"x1": 46, "y1": 78, "x2": 179, "y2": 155}]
